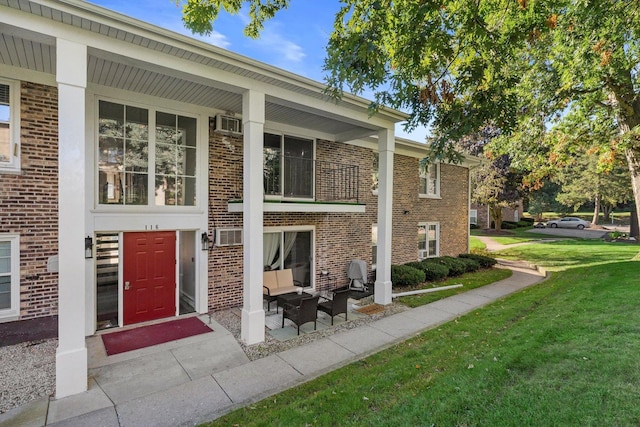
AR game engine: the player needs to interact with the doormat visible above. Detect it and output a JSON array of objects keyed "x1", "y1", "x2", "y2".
[
  {"x1": 356, "y1": 304, "x2": 385, "y2": 315},
  {"x1": 101, "y1": 317, "x2": 212, "y2": 356}
]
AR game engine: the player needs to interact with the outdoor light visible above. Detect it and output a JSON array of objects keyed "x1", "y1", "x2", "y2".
[
  {"x1": 201, "y1": 232, "x2": 211, "y2": 251},
  {"x1": 84, "y1": 236, "x2": 93, "y2": 259}
]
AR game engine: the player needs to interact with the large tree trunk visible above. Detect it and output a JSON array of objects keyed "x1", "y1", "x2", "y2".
[
  {"x1": 489, "y1": 204, "x2": 503, "y2": 230},
  {"x1": 624, "y1": 148, "x2": 640, "y2": 238},
  {"x1": 591, "y1": 194, "x2": 600, "y2": 226}
]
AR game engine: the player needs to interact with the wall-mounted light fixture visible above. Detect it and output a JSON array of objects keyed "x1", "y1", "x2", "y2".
[
  {"x1": 201, "y1": 232, "x2": 211, "y2": 251},
  {"x1": 84, "y1": 236, "x2": 93, "y2": 259}
]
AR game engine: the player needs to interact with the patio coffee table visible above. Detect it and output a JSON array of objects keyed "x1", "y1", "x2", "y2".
[{"x1": 277, "y1": 291, "x2": 313, "y2": 311}]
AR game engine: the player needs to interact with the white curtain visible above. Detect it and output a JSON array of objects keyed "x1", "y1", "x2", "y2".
[
  {"x1": 263, "y1": 233, "x2": 280, "y2": 269},
  {"x1": 269, "y1": 231, "x2": 297, "y2": 270}
]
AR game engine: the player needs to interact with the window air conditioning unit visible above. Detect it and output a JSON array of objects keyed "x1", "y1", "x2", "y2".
[
  {"x1": 215, "y1": 228, "x2": 243, "y2": 247},
  {"x1": 419, "y1": 249, "x2": 428, "y2": 259},
  {"x1": 214, "y1": 114, "x2": 242, "y2": 135}
]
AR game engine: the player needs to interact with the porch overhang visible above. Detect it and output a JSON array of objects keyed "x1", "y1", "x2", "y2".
[{"x1": 228, "y1": 200, "x2": 366, "y2": 213}]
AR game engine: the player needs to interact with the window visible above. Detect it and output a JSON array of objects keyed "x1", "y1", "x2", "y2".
[
  {"x1": 371, "y1": 152, "x2": 379, "y2": 194},
  {"x1": 264, "y1": 133, "x2": 314, "y2": 199},
  {"x1": 264, "y1": 229, "x2": 313, "y2": 287},
  {"x1": 470, "y1": 209, "x2": 478, "y2": 225},
  {"x1": 0, "y1": 234, "x2": 20, "y2": 320},
  {"x1": 419, "y1": 162, "x2": 439, "y2": 197},
  {"x1": 98, "y1": 100, "x2": 197, "y2": 206},
  {"x1": 418, "y1": 222, "x2": 439, "y2": 259},
  {"x1": 0, "y1": 79, "x2": 20, "y2": 173},
  {"x1": 371, "y1": 224, "x2": 378, "y2": 269}
]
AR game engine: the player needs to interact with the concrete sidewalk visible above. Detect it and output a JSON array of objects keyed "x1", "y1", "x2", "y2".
[{"x1": 1, "y1": 262, "x2": 547, "y2": 427}]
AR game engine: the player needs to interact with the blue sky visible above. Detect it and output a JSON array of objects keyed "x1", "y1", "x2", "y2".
[{"x1": 89, "y1": 0, "x2": 428, "y2": 141}]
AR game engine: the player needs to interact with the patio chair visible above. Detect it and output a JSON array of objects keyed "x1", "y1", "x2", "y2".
[
  {"x1": 282, "y1": 295, "x2": 320, "y2": 335},
  {"x1": 317, "y1": 288, "x2": 350, "y2": 325}
]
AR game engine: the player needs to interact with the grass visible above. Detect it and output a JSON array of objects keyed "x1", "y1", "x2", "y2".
[
  {"x1": 205, "y1": 240, "x2": 640, "y2": 426},
  {"x1": 397, "y1": 268, "x2": 512, "y2": 307},
  {"x1": 469, "y1": 235, "x2": 486, "y2": 251}
]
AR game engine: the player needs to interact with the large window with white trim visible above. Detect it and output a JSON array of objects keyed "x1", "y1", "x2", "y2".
[
  {"x1": 98, "y1": 100, "x2": 197, "y2": 206},
  {"x1": 419, "y1": 162, "x2": 440, "y2": 197},
  {"x1": 470, "y1": 209, "x2": 478, "y2": 226},
  {"x1": 418, "y1": 222, "x2": 439, "y2": 259},
  {"x1": 0, "y1": 234, "x2": 20, "y2": 320},
  {"x1": 0, "y1": 79, "x2": 20, "y2": 173}
]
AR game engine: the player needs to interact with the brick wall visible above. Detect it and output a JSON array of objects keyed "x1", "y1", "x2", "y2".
[
  {"x1": 0, "y1": 81, "x2": 59, "y2": 319},
  {"x1": 206, "y1": 133, "x2": 470, "y2": 311}
]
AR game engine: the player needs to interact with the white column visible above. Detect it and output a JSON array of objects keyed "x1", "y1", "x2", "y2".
[
  {"x1": 241, "y1": 89, "x2": 265, "y2": 344},
  {"x1": 55, "y1": 38, "x2": 88, "y2": 398},
  {"x1": 375, "y1": 128, "x2": 394, "y2": 305}
]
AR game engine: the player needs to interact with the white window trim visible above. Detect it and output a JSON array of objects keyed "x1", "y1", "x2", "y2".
[
  {"x1": 371, "y1": 223, "x2": 378, "y2": 270},
  {"x1": 418, "y1": 222, "x2": 440, "y2": 260},
  {"x1": 470, "y1": 209, "x2": 478, "y2": 225},
  {"x1": 95, "y1": 97, "x2": 201, "y2": 211},
  {"x1": 0, "y1": 78, "x2": 21, "y2": 174},
  {"x1": 419, "y1": 162, "x2": 440, "y2": 198},
  {"x1": 0, "y1": 233, "x2": 20, "y2": 321},
  {"x1": 264, "y1": 225, "x2": 315, "y2": 289}
]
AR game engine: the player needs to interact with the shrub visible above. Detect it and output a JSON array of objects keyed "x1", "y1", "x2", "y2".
[
  {"x1": 501, "y1": 221, "x2": 517, "y2": 229},
  {"x1": 517, "y1": 220, "x2": 532, "y2": 228},
  {"x1": 457, "y1": 257, "x2": 480, "y2": 273},
  {"x1": 391, "y1": 264, "x2": 425, "y2": 287},
  {"x1": 420, "y1": 261, "x2": 449, "y2": 281},
  {"x1": 459, "y1": 253, "x2": 498, "y2": 268},
  {"x1": 431, "y1": 256, "x2": 467, "y2": 276},
  {"x1": 520, "y1": 217, "x2": 535, "y2": 224}
]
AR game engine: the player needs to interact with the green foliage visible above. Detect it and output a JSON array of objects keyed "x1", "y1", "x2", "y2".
[
  {"x1": 430, "y1": 256, "x2": 467, "y2": 276},
  {"x1": 391, "y1": 264, "x2": 425, "y2": 287},
  {"x1": 459, "y1": 253, "x2": 497, "y2": 268},
  {"x1": 456, "y1": 257, "x2": 480, "y2": 273},
  {"x1": 421, "y1": 261, "x2": 450, "y2": 281},
  {"x1": 175, "y1": 0, "x2": 289, "y2": 37}
]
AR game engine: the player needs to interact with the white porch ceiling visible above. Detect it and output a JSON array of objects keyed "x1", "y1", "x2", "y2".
[{"x1": 0, "y1": 0, "x2": 408, "y2": 140}]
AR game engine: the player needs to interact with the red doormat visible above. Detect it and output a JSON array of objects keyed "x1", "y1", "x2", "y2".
[{"x1": 102, "y1": 317, "x2": 213, "y2": 356}]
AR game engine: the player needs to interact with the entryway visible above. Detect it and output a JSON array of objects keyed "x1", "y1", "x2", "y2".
[
  {"x1": 95, "y1": 230, "x2": 197, "y2": 331},
  {"x1": 123, "y1": 231, "x2": 176, "y2": 324}
]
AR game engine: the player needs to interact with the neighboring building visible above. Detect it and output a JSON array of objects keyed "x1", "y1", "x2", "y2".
[
  {"x1": 0, "y1": 0, "x2": 479, "y2": 399},
  {"x1": 470, "y1": 202, "x2": 524, "y2": 229}
]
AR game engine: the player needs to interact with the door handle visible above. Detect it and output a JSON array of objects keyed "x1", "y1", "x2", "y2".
[{"x1": 125, "y1": 281, "x2": 130, "y2": 290}]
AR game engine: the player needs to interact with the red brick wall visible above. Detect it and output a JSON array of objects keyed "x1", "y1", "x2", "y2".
[
  {"x1": 206, "y1": 134, "x2": 470, "y2": 311},
  {"x1": 0, "y1": 81, "x2": 59, "y2": 319}
]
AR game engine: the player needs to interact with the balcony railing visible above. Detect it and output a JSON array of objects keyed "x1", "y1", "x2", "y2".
[{"x1": 236, "y1": 155, "x2": 360, "y2": 204}]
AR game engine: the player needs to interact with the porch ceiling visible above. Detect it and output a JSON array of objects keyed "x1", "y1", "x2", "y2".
[{"x1": 0, "y1": 0, "x2": 403, "y2": 140}]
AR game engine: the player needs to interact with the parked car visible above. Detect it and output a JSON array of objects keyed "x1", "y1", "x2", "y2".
[{"x1": 546, "y1": 217, "x2": 591, "y2": 229}]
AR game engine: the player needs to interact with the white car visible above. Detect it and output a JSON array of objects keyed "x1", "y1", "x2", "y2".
[{"x1": 546, "y1": 217, "x2": 591, "y2": 230}]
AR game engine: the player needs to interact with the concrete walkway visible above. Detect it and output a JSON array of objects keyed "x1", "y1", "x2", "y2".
[{"x1": 0, "y1": 262, "x2": 547, "y2": 427}]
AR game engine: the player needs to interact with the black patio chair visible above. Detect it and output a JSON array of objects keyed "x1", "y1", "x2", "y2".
[
  {"x1": 282, "y1": 295, "x2": 319, "y2": 335},
  {"x1": 317, "y1": 288, "x2": 350, "y2": 325}
]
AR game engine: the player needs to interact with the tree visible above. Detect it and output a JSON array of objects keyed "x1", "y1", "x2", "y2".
[
  {"x1": 176, "y1": 0, "x2": 640, "y2": 234},
  {"x1": 555, "y1": 150, "x2": 632, "y2": 225}
]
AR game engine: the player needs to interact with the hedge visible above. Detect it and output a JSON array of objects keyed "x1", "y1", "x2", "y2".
[
  {"x1": 431, "y1": 256, "x2": 467, "y2": 276},
  {"x1": 459, "y1": 253, "x2": 498, "y2": 268},
  {"x1": 391, "y1": 264, "x2": 425, "y2": 287},
  {"x1": 420, "y1": 261, "x2": 450, "y2": 281},
  {"x1": 457, "y1": 257, "x2": 480, "y2": 273}
]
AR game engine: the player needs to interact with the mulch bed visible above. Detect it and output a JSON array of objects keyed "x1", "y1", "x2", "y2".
[{"x1": 356, "y1": 304, "x2": 385, "y2": 315}]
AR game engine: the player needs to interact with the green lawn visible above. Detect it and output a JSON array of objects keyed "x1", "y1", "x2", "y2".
[
  {"x1": 205, "y1": 241, "x2": 640, "y2": 426},
  {"x1": 469, "y1": 235, "x2": 486, "y2": 251},
  {"x1": 397, "y1": 268, "x2": 511, "y2": 307}
]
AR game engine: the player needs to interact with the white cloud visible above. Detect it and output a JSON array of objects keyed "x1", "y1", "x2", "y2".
[{"x1": 256, "y1": 28, "x2": 306, "y2": 65}]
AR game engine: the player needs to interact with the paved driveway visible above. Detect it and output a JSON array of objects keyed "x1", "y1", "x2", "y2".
[{"x1": 525, "y1": 228, "x2": 609, "y2": 239}]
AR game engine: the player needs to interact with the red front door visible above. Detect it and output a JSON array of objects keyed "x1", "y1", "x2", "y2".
[{"x1": 123, "y1": 231, "x2": 176, "y2": 325}]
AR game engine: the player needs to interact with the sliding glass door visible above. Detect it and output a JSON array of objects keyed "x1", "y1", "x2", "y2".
[
  {"x1": 263, "y1": 229, "x2": 313, "y2": 287},
  {"x1": 263, "y1": 133, "x2": 314, "y2": 199}
]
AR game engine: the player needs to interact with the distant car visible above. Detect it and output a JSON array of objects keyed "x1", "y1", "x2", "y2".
[{"x1": 546, "y1": 217, "x2": 591, "y2": 230}]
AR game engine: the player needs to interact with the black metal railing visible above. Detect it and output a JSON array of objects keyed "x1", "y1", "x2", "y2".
[{"x1": 235, "y1": 155, "x2": 360, "y2": 204}]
